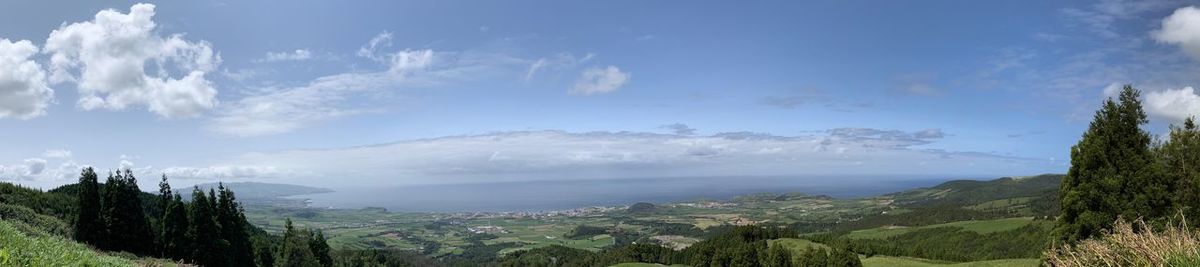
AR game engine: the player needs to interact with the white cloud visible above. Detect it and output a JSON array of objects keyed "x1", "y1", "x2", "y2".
[
  {"x1": 160, "y1": 165, "x2": 283, "y2": 180},
  {"x1": 524, "y1": 58, "x2": 546, "y2": 82},
  {"x1": 210, "y1": 49, "x2": 436, "y2": 137},
  {"x1": 1154, "y1": 6, "x2": 1200, "y2": 61},
  {"x1": 211, "y1": 30, "x2": 536, "y2": 137},
  {"x1": 0, "y1": 152, "x2": 83, "y2": 189},
  {"x1": 261, "y1": 49, "x2": 312, "y2": 62},
  {"x1": 23, "y1": 158, "x2": 46, "y2": 175},
  {"x1": 571, "y1": 65, "x2": 629, "y2": 95},
  {"x1": 1101, "y1": 82, "x2": 1124, "y2": 99},
  {"x1": 357, "y1": 31, "x2": 393, "y2": 62},
  {"x1": 523, "y1": 52, "x2": 594, "y2": 82},
  {"x1": 43, "y1": 3, "x2": 219, "y2": 118},
  {"x1": 1146, "y1": 87, "x2": 1200, "y2": 121},
  {"x1": 206, "y1": 129, "x2": 1051, "y2": 187},
  {"x1": 41, "y1": 149, "x2": 72, "y2": 159},
  {"x1": 0, "y1": 38, "x2": 54, "y2": 119}
]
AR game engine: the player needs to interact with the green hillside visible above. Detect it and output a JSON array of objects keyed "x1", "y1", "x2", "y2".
[
  {"x1": 887, "y1": 174, "x2": 1062, "y2": 216},
  {"x1": 0, "y1": 220, "x2": 136, "y2": 266}
]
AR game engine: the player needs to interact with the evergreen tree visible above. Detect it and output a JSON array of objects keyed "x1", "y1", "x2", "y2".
[
  {"x1": 161, "y1": 192, "x2": 190, "y2": 261},
  {"x1": 158, "y1": 175, "x2": 172, "y2": 218},
  {"x1": 1056, "y1": 85, "x2": 1166, "y2": 244},
  {"x1": 100, "y1": 169, "x2": 156, "y2": 255},
  {"x1": 760, "y1": 244, "x2": 791, "y2": 267},
  {"x1": 72, "y1": 167, "x2": 105, "y2": 247},
  {"x1": 188, "y1": 186, "x2": 231, "y2": 266},
  {"x1": 829, "y1": 248, "x2": 862, "y2": 267},
  {"x1": 276, "y1": 218, "x2": 320, "y2": 267},
  {"x1": 217, "y1": 183, "x2": 256, "y2": 266},
  {"x1": 309, "y1": 230, "x2": 333, "y2": 267},
  {"x1": 1159, "y1": 117, "x2": 1200, "y2": 220},
  {"x1": 155, "y1": 175, "x2": 171, "y2": 256}
]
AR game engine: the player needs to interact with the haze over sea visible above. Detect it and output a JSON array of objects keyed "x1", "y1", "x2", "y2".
[{"x1": 292, "y1": 176, "x2": 963, "y2": 212}]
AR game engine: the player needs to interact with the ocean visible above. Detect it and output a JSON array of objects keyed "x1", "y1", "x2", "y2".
[{"x1": 290, "y1": 176, "x2": 960, "y2": 212}]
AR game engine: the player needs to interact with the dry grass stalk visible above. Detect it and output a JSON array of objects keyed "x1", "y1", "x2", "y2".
[{"x1": 1045, "y1": 217, "x2": 1200, "y2": 267}]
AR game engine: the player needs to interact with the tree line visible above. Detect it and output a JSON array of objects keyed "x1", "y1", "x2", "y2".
[
  {"x1": 498, "y1": 225, "x2": 861, "y2": 267},
  {"x1": 1056, "y1": 85, "x2": 1200, "y2": 244},
  {"x1": 69, "y1": 167, "x2": 333, "y2": 266}
]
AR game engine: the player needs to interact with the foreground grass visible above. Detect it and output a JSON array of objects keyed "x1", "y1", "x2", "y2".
[
  {"x1": 1045, "y1": 218, "x2": 1200, "y2": 267},
  {"x1": 861, "y1": 256, "x2": 1039, "y2": 267},
  {"x1": 0, "y1": 220, "x2": 137, "y2": 266}
]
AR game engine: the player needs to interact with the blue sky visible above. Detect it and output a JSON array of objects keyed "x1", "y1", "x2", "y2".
[{"x1": 3, "y1": 0, "x2": 1200, "y2": 189}]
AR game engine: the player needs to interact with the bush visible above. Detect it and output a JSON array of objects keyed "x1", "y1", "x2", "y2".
[{"x1": 0, "y1": 203, "x2": 71, "y2": 237}]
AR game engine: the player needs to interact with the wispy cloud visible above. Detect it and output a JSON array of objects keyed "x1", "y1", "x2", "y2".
[
  {"x1": 181, "y1": 128, "x2": 1054, "y2": 186},
  {"x1": 258, "y1": 49, "x2": 312, "y2": 62},
  {"x1": 660, "y1": 123, "x2": 696, "y2": 135},
  {"x1": 570, "y1": 65, "x2": 629, "y2": 95},
  {"x1": 523, "y1": 52, "x2": 594, "y2": 82},
  {"x1": 211, "y1": 33, "x2": 530, "y2": 137}
]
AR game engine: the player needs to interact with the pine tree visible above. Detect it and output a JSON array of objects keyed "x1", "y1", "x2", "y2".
[
  {"x1": 830, "y1": 249, "x2": 862, "y2": 267},
  {"x1": 217, "y1": 183, "x2": 256, "y2": 266},
  {"x1": 309, "y1": 230, "x2": 332, "y2": 267},
  {"x1": 276, "y1": 218, "x2": 320, "y2": 267},
  {"x1": 158, "y1": 175, "x2": 172, "y2": 218},
  {"x1": 1055, "y1": 85, "x2": 1164, "y2": 244},
  {"x1": 73, "y1": 167, "x2": 105, "y2": 247},
  {"x1": 188, "y1": 186, "x2": 230, "y2": 266},
  {"x1": 155, "y1": 175, "x2": 171, "y2": 256},
  {"x1": 760, "y1": 244, "x2": 791, "y2": 267},
  {"x1": 161, "y1": 192, "x2": 190, "y2": 261},
  {"x1": 101, "y1": 169, "x2": 156, "y2": 255},
  {"x1": 1160, "y1": 117, "x2": 1200, "y2": 220}
]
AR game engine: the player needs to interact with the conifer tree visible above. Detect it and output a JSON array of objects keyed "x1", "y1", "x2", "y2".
[
  {"x1": 1160, "y1": 117, "x2": 1200, "y2": 219},
  {"x1": 276, "y1": 218, "x2": 320, "y2": 267},
  {"x1": 73, "y1": 167, "x2": 105, "y2": 247},
  {"x1": 1055, "y1": 85, "x2": 1165, "y2": 244},
  {"x1": 760, "y1": 244, "x2": 791, "y2": 267},
  {"x1": 217, "y1": 183, "x2": 256, "y2": 266},
  {"x1": 158, "y1": 175, "x2": 172, "y2": 218},
  {"x1": 155, "y1": 175, "x2": 171, "y2": 256},
  {"x1": 161, "y1": 192, "x2": 190, "y2": 260},
  {"x1": 188, "y1": 186, "x2": 230, "y2": 266},
  {"x1": 101, "y1": 169, "x2": 155, "y2": 255},
  {"x1": 310, "y1": 230, "x2": 332, "y2": 267}
]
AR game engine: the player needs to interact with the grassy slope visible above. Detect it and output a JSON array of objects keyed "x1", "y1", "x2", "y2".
[
  {"x1": 887, "y1": 174, "x2": 1062, "y2": 216},
  {"x1": 0, "y1": 220, "x2": 136, "y2": 266},
  {"x1": 768, "y1": 238, "x2": 828, "y2": 251},
  {"x1": 845, "y1": 217, "x2": 1034, "y2": 240},
  {"x1": 862, "y1": 256, "x2": 1038, "y2": 267}
]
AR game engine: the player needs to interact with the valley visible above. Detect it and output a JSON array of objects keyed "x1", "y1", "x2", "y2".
[{"x1": 241, "y1": 174, "x2": 1063, "y2": 266}]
